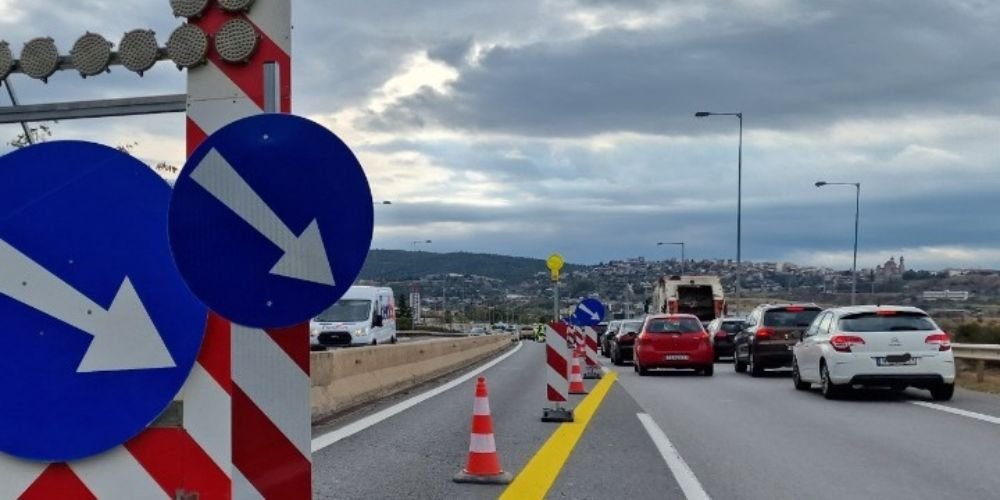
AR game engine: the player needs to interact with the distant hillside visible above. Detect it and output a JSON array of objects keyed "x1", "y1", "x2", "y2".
[{"x1": 358, "y1": 249, "x2": 584, "y2": 284}]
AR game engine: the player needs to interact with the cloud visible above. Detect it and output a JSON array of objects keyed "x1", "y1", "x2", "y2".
[{"x1": 361, "y1": 0, "x2": 1000, "y2": 138}]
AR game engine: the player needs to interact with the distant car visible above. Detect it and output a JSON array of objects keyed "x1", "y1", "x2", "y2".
[
  {"x1": 519, "y1": 325, "x2": 535, "y2": 339},
  {"x1": 734, "y1": 304, "x2": 822, "y2": 376},
  {"x1": 610, "y1": 319, "x2": 644, "y2": 366},
  {"x1": 600, "y1": 320, "x2": 623, "y2": 356},
  {"x1": 469, "y1": 326, "x2": 488, "y2": 336},
  {"x1": 633, "y1": 314, "x2": 714, "y2": 376},
  {"x1": 792, "y1": 306, "x2": 955, "y2": 400},
  {"x1": 706, "y1": 317, "x2": 746, "y2": 361}
]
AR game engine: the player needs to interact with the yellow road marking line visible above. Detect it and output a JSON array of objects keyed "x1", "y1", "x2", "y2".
[{"x1": 499, "y1": 372, "x2": 618, "y2": 500}]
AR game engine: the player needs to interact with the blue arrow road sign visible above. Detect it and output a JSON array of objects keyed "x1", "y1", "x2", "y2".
[
  {"x1": 169, "y1": 114, "x2": 374, "y2": 328},
  {"x1": 573, "y1": 298, "x2": 606, "y2": 326},
  {"x1": 0, "y1": 141, "x2": 207, "y2": 462}
]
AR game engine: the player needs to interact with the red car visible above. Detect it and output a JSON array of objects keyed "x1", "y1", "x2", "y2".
[{"x1": 634, "y1": 314, "x2": 715, "y2": 376}]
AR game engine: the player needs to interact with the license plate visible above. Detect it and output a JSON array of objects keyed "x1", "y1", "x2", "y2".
[
  {"x1": 665, "y1": 354, "x2": 689, "y2": 361},
  {"x1": 875, "y1": 357, "x2": 917, "y2": 367}
]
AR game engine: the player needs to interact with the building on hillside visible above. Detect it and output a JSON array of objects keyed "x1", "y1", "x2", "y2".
[
  {"x1": 875, "y1": 256, "x2": 905, "y2": 281},
  {"x1": 922, "y1": 290, "x2": 970, "y2": 301}
]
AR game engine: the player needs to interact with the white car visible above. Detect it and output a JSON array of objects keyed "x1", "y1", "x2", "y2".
[{"x1": 792, "y1": 306, "x2": 955, "y2": 401}]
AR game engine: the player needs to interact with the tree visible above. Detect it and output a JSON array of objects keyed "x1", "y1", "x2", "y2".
[{"x1": 9, "y1": 123, "x2": 55, "y2": 148}]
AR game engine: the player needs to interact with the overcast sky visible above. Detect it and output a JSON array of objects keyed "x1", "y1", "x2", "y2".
[{"x1": 2, "y1": 0, "x2": 998, "y2": 269}]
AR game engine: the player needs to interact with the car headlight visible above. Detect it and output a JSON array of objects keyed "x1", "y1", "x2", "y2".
[{"x1": 352, "y1": 328, "x2": 367, "y2": 337}]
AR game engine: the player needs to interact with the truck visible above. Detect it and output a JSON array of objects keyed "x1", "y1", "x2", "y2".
[
  {"x1": 310, "y1": 286, "x2": 397, "y2": 349},
  {"x1": 651, "y1": 276, "x2": 726, "y2": 322}
]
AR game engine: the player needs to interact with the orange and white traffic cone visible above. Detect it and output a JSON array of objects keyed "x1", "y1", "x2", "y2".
[
  {"x1": 569, "y1": 352, "x2": 587, "y2": 395},
  {"x1": 454, "y1": 377, "x2": 513, "y2": 484}
]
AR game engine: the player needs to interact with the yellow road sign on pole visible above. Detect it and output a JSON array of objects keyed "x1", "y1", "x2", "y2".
[{"x1": 546, "y1": 253, "x2": 564, "y2": 281}]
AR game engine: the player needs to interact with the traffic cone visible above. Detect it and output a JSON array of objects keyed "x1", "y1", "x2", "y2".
[
  {"x1": 569, "y1": 352, "x2": 587, "y2": 394},
  {"x1": 454, "y1": 377, "x2": 513, "y2": 484}
]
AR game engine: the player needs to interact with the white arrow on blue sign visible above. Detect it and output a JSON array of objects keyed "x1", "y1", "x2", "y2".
[
  {"x1": 168, "y1": 113, "x2": 374, "y2": 328},
  {"x1": 0, "y1": 141, "x2": 207, "y2": 462},
  {"x1": 573, "y1": 298, "x2": 606, "y2": 326}
]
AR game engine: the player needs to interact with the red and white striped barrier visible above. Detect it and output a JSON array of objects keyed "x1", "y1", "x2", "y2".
[
  {"x1": 2, "y1": 2, "x2": 311, "y2": 498},
  {"x1": 542, "y1": 321, "x2": 574, "y2": 422},
  {"x1": 582, "y1": 326, "x2": 602, "y2": 379}
]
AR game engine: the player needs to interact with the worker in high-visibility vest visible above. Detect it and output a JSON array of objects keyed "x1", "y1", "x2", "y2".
[{"x1": 535, "y1": 324, "x2": 545, "y2": 342}]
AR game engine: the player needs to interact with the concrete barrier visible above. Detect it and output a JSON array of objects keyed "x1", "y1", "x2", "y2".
[{"x1": 311, "y1": 335, "x2": 515, "y2": 422}]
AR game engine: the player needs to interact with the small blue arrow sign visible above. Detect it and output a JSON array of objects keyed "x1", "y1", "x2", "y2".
[
  {"x1": 0, "y1": 141, "x2": 207, "y2": 462},
  {"x1": 573, "y1": 298, "x2": 606, "y2": 326},
  {"x1": 169, "y1": 114, "x2": 374, "y2": 328}
]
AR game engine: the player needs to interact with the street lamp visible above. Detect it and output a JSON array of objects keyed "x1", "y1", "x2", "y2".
[
  {"x1": 373, "y1": 200, "x2": 392, "y2": 205},
  {"x1": 815, "y1": 181, "x2": 861, "y2": 305},
  {"x1": 695, "y1": 110, "x2": 743, "y2": 310},
  {"x1": 657, "y1": 242, "x2": 686, "y2": 276},
  {"x1": 410, "y1": 239, "x2": 431, "y2": 251}
]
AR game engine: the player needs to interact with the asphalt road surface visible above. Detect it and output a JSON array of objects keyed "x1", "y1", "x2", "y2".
[{"x1": 311, "y1": 341, "x2": 1000, "y2": 499}]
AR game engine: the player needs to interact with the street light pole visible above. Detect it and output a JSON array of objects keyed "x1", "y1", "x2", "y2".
[
  {"x1": 815, "y1": 181, "x2": 861, "y2": 305},
  {"x1": 695, "y1": 111, "x2": 743, "y2": 311},
  {"x1": 410, "y1": 239, "x2": 432, "y2": 251},
  {"x1": 657, "y1": 241, "x2": 686, "y2": 276}
]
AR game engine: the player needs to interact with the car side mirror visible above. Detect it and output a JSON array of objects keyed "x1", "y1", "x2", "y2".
[
  {"x1": 373, "y1": 314, "x2": 384, "y2": 327},
  {"x1": 798, "y1": 331, "x2": 807, "y2": 341}
]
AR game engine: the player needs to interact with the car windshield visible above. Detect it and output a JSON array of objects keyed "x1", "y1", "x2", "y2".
[
  {"x1": 839, "y1": 313, "x2": 936, "y2": 332},
  {"x1": 763, "y1": 309, "x2": 820, "y2": 327},
  {"x1": 316, "y1": 299, "x2": 371, "y2": 322},
  {"x1": 647, "y1": 318, "x2": 703, "y2": 333}
]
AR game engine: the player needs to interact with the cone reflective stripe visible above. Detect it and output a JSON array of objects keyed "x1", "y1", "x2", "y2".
[
  {"x1": 569, "y1": 352, "x2": 587, "y2": 394},
  {"x1": 454, "y1": 378, "x2": 512, "y2": 484}
]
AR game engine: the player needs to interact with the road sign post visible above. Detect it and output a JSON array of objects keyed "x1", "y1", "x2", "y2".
[{"x1": 547, "y1": 253, "x2": 564, "y2": 322}]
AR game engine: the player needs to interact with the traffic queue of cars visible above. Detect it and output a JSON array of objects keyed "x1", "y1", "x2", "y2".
[{"x1": 597, "y1": 303, "x2": 956, "y2": 401}]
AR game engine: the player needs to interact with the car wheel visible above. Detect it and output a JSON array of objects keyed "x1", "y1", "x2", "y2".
[
  {"x1": 749, "y1": 352, "x2": 763, "y2": 378},
  {"x1": 390, "y1": 336, "x2": 397, "y2": 345},
  {"x1": 637, "y1": 361, "x2": 649, "y2": 376},
  {"x1": 792, "y1": 359, "x2": 810, "y2": 391},
  {"x1": 713, "y1": 354, "x2": 720, "y2": 363},
  {"x1": 821, "y1": 363, "x2": 844, "y2": 400},
  {"x1": 734, "y1": 352, "x2": 747, "y2": 373},
  {"x1": 612, "y1": 348, "x2": 622, "y2": 366},
  {"x1": 930, "y1": 383, "x2": 955, "y2": 401},
  {"x1": 371, "y1": 339, "x2": 378, "y2": 346},
  {"x1": 703, "y1": 364, "x2": 714, "y2": 377}
]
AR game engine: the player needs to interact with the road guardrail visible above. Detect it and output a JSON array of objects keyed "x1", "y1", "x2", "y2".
[{"x1": 952, "y1": 343, "x2": 1000, "y2": 382}]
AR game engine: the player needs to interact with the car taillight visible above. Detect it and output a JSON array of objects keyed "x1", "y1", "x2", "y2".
[
  {"x1": 755, "y1": 328, "x2": 774, "y2": 339},
  {"x1": 714, "y1": 332, "x2": 727, "y2": 340},
  {"x1": 830, "y1": 334, "x2": 865, "y2": 353},
  {"x1": 925, "y1": 333, "x2": 951, "y2": 352}
]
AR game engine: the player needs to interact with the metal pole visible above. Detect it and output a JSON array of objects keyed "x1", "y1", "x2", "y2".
[
  {"x1": 553, "y1": 279, "x2": 560, "y2": 322},
  {"x1": 680, "y1": 242, "x2": 686, "y2": 276},
  {"x1": 852, "y1": 183, "x2": 860, "y2": 305},
  {"x1": 2, "y1": 78, "x2": 34, "y2": 145},
  {"x1": 442, "y1": 274, "x2": 447, "y2": 326},
  {"x1": 736, "y1": 113, "x2": 743, "y2": 312}
]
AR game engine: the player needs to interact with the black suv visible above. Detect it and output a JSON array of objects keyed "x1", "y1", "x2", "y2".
[{"x1": 733, "y1": 304, "x2": 821, "y2": 376}]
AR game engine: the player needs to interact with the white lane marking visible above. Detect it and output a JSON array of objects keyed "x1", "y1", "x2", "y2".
[
  {"x1": 637, "y1": 413, "x2": 712, "y2": 500},
  {"x1": 311, "y1": 342, "x2": 523, "y2": 453},
  {"x1": 909, "y1": 401, "x2": 1000, "y2": 425}
]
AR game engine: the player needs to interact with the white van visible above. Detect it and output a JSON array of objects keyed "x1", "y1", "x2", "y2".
[{"x1": 311, "y1": 286, "x2": 397, "y2": 349}]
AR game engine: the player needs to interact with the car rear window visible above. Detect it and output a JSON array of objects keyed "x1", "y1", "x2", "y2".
[
  {"x1": 620, "y1": 321, "x2": 642, "y2": 333},
  {"x1": 646, "y1": 318, "x2": 703, "y2": 334},
  {"x1": 839, "y1": 312, "x2": 936, "y2": 332},
  {"x1": 721, "y1": 321, "x2": 745, "y2": 333},
  {"x1": 763, "y1": 308, "x2": 820, "y2": 327}
]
